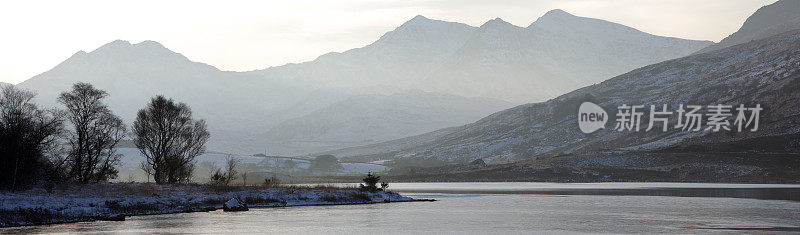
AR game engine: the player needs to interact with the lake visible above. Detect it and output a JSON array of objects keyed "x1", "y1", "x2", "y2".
[{"x1": 5, "y1": 183, "x2": 800, "y2": 234}]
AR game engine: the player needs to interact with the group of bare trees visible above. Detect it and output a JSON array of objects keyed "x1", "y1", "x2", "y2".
[
  {"x1": 0, "y1": 82, "x2": 209, "y2": 190},
  {"x1": 0, "y1": 86, "x2": 63, "y2": 190}
]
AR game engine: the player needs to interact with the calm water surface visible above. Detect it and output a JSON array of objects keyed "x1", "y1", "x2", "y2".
[{"x1": 6, "y1": 183, "x2": 800, "y2": 234}]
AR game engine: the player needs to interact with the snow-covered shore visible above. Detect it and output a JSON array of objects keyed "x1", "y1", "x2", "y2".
[{"x1": 0, "y1": 183, "x2": 415, "y2": 227}]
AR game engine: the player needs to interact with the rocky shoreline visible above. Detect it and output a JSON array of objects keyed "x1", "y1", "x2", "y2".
[{"x1": 0, "y1": 183, "x2": 418, "y2": 228}]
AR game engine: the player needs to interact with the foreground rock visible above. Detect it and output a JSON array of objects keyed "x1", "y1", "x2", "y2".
[{"x1": 223, "y1": 198, "x2": 248, "y2": 212}]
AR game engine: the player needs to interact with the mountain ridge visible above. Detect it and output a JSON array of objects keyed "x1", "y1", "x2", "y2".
[
  {"x1": 16, "y1": 10, "x2": 714, "y2": 154},
  {"x1": 421, "y1": 10, "x2": 711, "y2": 103},
  {"x1": 696, "y1": 0, "x2": 800, "y2": 54}
]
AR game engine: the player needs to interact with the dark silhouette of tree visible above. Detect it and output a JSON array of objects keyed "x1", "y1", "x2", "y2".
[
  {"x1": 0, "y1": 86, "x2": 64, "y2": 190},
  {"x1": 58, "y1": 82, "x2": 126, "y2": 183},
  {"x1": 133, "y1": 96, "x2": 209, "y2": 184},
  {"x1": 224, "y1": 156, "x2": 239, "y2": 185},
  {"x1": 360, "y1": 172, "x2": 381, "y2": 192}
]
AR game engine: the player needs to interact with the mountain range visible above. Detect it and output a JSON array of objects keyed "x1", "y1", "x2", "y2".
[
  {"x1": 326, "y1": 28, "x2": 800, "y2": 163},
  {"x1": 18, "y1": 10, "x2": 711, "y2": 155},
  {"x1": 424, "y1": 10, "x2": 711, "y2": 102},
  {"x1": 319, "y1": 0, "x2": 800, "y2": 182}
]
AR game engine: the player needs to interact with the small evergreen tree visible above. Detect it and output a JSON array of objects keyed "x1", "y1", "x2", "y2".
[{"x1": 360, "y1": 172, "x2": 381, "y2": 192}]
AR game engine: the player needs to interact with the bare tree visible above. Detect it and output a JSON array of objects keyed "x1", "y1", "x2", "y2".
[
  {"x1": 206, "y1": 156, "x2": 240, "y2": 186},
  {"x1": 133, "y1": 96, "x2": 209, "y2": 184},
  {"x1": 0, "y1": 85, "x2": 64, "y2": 190},
  {"x1": 223, "y1": 155, "x2": 239, "y2": 186},
  {"x1": 139, "y1": 161, "x2": 153, "y2": 182},
  {"x1": 58, "y1": 82, "x2": 126, "y2": 183}
]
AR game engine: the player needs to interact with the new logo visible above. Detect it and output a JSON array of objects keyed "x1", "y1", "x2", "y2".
[{"x1": 578, "y1": 102, "x2": 607, "y2": 134}]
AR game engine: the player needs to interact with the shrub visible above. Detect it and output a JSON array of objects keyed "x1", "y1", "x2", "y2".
[
  {"x1": 263, "y1": 176, "x2": 281, "y2": 187},
  {"x1": 207, "y1": 156, "x2": 240, "y2": 186},
  {"x1": 310, "y1": 155, "x2": 340, "y2": 173}
]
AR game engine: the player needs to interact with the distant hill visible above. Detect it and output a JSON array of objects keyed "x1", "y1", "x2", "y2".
[
  {"x1": 16, "y1": 40, "x2": 306, "y2": 153},
  {"x1": 696, "y1": 0, "x2": 800, "y2": 54}
]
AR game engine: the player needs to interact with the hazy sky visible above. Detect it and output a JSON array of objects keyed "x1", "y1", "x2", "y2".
[{"x1": 0, "y1": 0, "x2": 776, "y2": 84}]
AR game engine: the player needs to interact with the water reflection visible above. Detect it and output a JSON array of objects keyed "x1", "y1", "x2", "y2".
[
  {"x1": 4, "y1": 183, "x2": 799, "y2": 234},
  {"x1": 387, "y1": 182, "x2": 800, "y2": 201}
]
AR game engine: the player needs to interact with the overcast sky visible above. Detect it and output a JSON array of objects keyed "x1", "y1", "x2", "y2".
[{"x1": 0, "y1": 0, "x2": 776, "y2": 84}]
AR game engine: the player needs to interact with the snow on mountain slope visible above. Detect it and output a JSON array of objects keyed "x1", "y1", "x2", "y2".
[
  {"x1": 696, "y1": 0, "x2": 800, "y2": 54},
  {"x1": 326, "y1": 29, "x2": 800, "y2": 164},
  {"x1": 423, "y1": 9, "x2": 712, "y2": 103}
]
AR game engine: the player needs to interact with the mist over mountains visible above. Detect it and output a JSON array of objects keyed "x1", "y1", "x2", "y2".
[
  {"x1": 320, "y1": 0, "x2": 800, "y2": 182},
  {"x1": 264, "y1": 91, "x2": 512, "y2": 145},
  {"x1": 18, "y1": 10, "x2": 711, "y2": 155},
  {"x1": 327, "y1": 29, "x2": 800, "y2": 164},
  {"x1": 426, "y1": 10, "x2": 711, "y2": 102}
]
